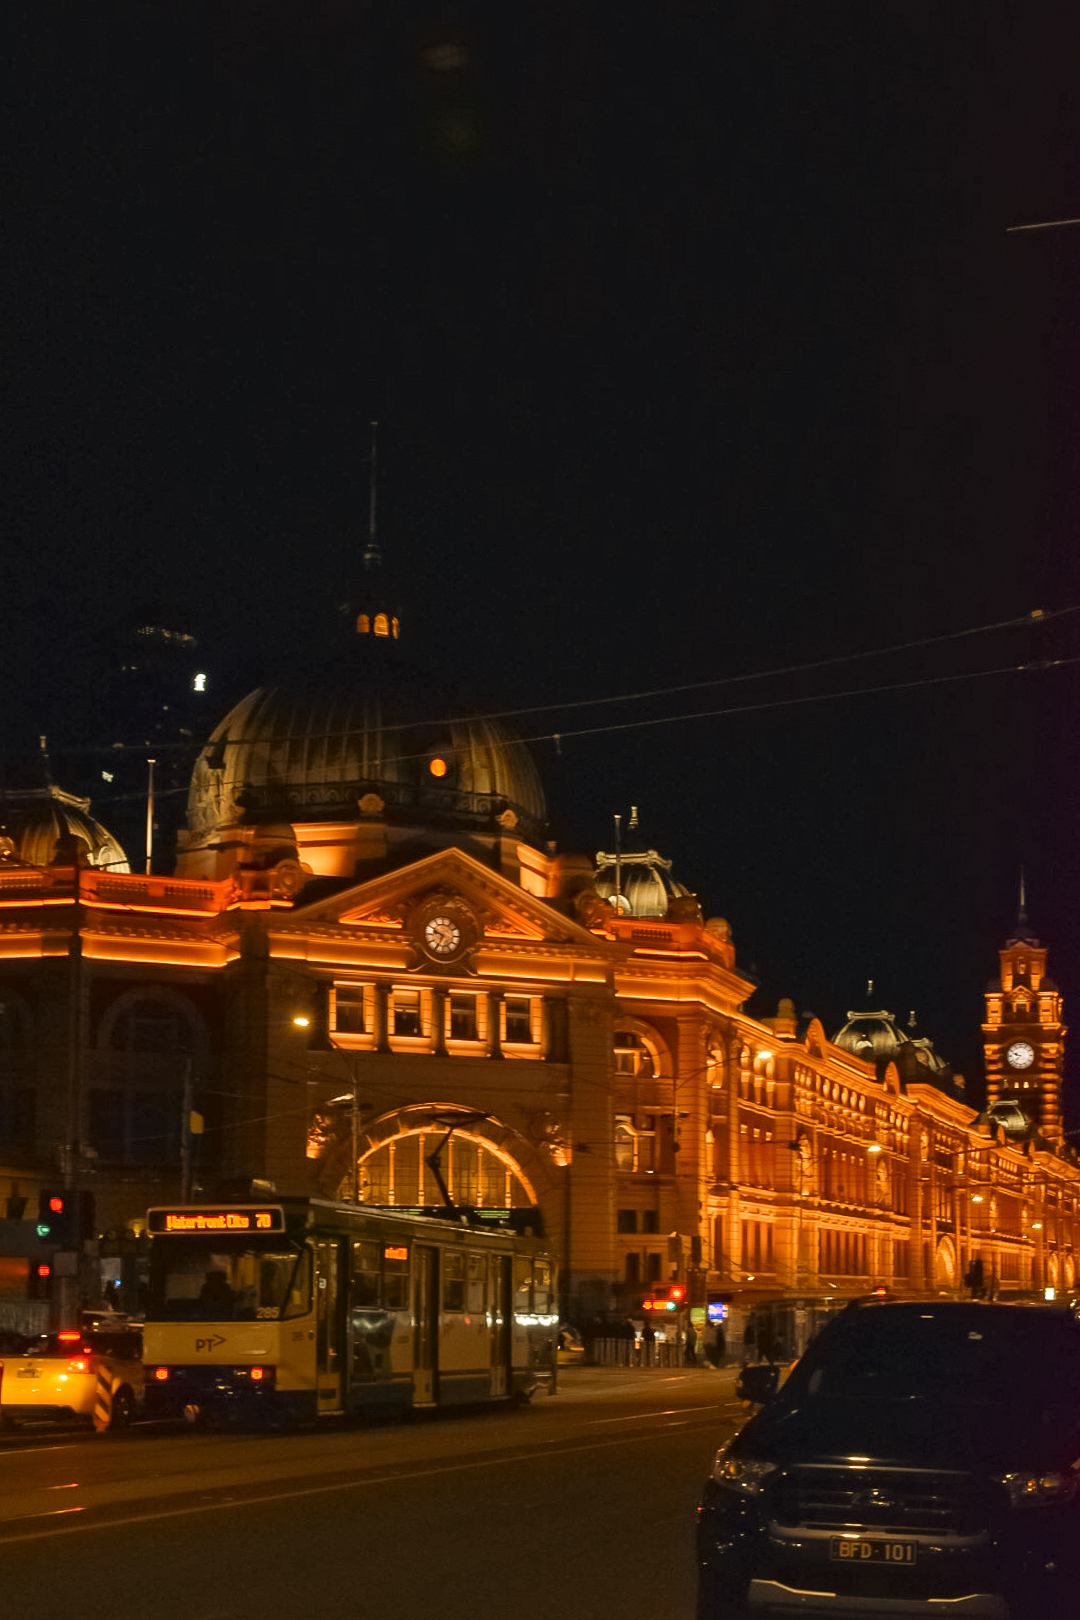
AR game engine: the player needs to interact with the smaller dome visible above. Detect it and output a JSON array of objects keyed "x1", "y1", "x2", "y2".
[
  {"x1": 0, "y1": 786, "x2": 129, "y2": 872},
  {"x1": 594, "y1": 846, "x2": 691, "y2": 919},
  {"x1": 832, "y1": 1010, "x2": 909, "y2": 1064}
]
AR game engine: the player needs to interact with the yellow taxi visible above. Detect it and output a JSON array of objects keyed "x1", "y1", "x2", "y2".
[{"x1": 0, "y1": 1324, "x2": 145, "y2": 1432}]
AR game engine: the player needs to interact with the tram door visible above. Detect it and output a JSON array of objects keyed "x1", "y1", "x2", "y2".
[
  {"x1": 413, "y1": 1245, "x2": 438, "y2": 1406},
  {"x1": 490, "y1": 1253, "x2": 511, "y2": 1398},
  {"x1": 313, "y1": 1239, "x2": 344, "y2": 1413}
]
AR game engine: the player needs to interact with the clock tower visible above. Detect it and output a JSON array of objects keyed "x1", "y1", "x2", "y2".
[{"x1": 982, "y1": 881, "x2": 1066, "y2": 1141}]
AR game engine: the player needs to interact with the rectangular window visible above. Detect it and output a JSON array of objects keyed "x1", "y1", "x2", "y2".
[
  {"x1": 625, "y1": 1252, "x2": 640, "y2": 1284},
  {"x1": 646, "y1": 1252, "x2": 662, "y2": 1283},
  {"x1": 392, "y1": 990, "x2": 423, "y2": 1037},
  {"x1": 351, "y1": 1239, "x2": 381, "y2": 1307},
  {"x1": 382, "y1": 1246, "x2": 409, "y2": 1310},
  {"x1": 466, "y1": 1252, "x2": 485, "y2": 1313},
  {"x1": 533, "y1": 1259, "x2": 552, "y2": 1313},
  {"x1": 333, "y1": 985, "x2": 367, "y2": 1035},
  {"x1": 641, "y1": 1209, "x2": 659, "y2": 1234},
  {"x1": 443, "y1": 1250, "x2": 466, "y2": 1312},
  {"x1": 449, "y1": 993, "x2": 478, "y2": 1041},
  {"x1": 504, "y1": 997, "x2": 534, "y2": 1044},
  {"x1": 617, "y1": 1209, "x2": 638, "y2": 1234}
]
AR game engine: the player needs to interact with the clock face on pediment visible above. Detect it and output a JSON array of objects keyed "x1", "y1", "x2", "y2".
[
  {"x1": 411, "y1": 894, "x2": 477, "y2": 965},
  {"x1": 1006, "y1": 1040, "x2": 1035, "y2": 1071}
]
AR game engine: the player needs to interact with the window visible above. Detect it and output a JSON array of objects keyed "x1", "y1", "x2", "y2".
[
  {"x1": 443, "y1": 1251, "x2": 465, "y2": 1311},
  {"x1": 625, "y1": 1252, "x2": 641, "y2": 1283},
  {"x1": 646, "y1": 1252, "x2": 662, "y2": 1283},
  {"x1": 351, "y1": 1239, "x2": 381, "y2": 1307},
  {"x1": 357, "y1": 614, "x2": 370, "y2": 634},
  {"x1": 467, "y1": 1253, "x2": 485, "y2": 1313},
  {"x1": 617, "y1": 1209, "x2": 638, "y2": 1234},
  {"x1": 374, "y1": 613, "x2": 389, "y2": 637},
  {"x1": 392, "y1": 990, "x2": 423, "y2": 1037},
  {"x1": 333, "y1": 986, "x2": 367, "y2": 1035},
  {"x1": 615, "y1": 1115, "x2": 656, "y2": 1173},
  {"x1": 382, "y1": 1245, "x2": 409, "y2": 1310},
  {"x1": 642, "y1": 1209, "x2": 659, "y2": 1234},
  {"x1": 449, "y1": 993, "x2": 478, "y2": 1041},
  {"x1": 533, "y1": 1259, "x2": 553, "y2": 1314},
  {"x1": 504, "y1": 997, "x2": 534, "y2": 1044},
  {"x1": 613, "y1": 1030, "x2": 654, "y2": 1077}
]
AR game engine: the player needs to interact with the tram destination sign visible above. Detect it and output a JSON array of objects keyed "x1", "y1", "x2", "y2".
[{"x1": 147, "y1": 1206, "x2": 286, "y2": 1235}]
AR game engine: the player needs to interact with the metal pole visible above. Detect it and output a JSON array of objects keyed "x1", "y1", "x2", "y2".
[
  {"x1": 351, "y1": 1058, "x2": 361, "y2": 1203},
  {"x1": 180, "y1": 1056, "x2": 193, "y2": 1204},
  {"x1": 145, "y1": 758, "x2": 156, "y2": 875}
]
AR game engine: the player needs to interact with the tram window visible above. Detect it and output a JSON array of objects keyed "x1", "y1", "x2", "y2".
[
  {"x1": 467, "y1": 1252, "x2": 485, "y2": 1313},
  {"x1": 514, "y1": 1256, "x2": 533, "y2": 1310},
  {"x1": 282, "y1": 1247, "x2": 312, "y2": 1320},
  {"x1": 443, "y1": 1251, "x2": 466, "y2": 1311},
  {"x1": 382, "y1": 1247, "x2": 409, "y2": 1310},
  {"x1": 352, "y1": 1239, "x2": 380, "y2": 1307},
  {"x1": 533, "y1": 1259, "x2": 552, "y2": 1313},
  {"x1": 149, "y1": 1238, "x2": 308, "y2": 1322}
]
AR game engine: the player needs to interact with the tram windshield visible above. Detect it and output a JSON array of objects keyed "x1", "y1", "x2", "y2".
[{"x1": 148, "y1": 1236, "x2": 311, "y2": 1322}]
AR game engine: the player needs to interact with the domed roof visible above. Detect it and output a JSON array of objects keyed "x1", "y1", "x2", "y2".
[
  {"x1": 187, "y1": 672, "x2": 547, "y2": 848},
  {"x1": 593, "y1": 846, "x2": 691, "y2": 918},
  {"x1": 832, "y1": 1009, "x2": 909, "y2": 1064},
  {"x1": 0, "y1": 786, "x2": 129, "y2": 872}
]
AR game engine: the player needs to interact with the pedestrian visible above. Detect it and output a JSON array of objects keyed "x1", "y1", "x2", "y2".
[{"x1": 684, "y1": 1322, "x2": 698, "y2": 1365}]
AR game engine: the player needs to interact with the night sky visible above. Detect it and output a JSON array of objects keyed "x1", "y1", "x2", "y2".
[{"x1": 4, "y1": 5, "x2": 1079, "y2": 1112}]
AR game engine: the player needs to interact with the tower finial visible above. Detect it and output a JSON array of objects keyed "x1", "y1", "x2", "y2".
[
  {"x1": 866, "y1": 978, "x2": 874, "y2": 1000},
  {"x1": 1018, "y1": 865, "x2": 1027, "y2": 923},
  {"x1": 364, "y1": 420, "x2": 380, "y2": 570}
]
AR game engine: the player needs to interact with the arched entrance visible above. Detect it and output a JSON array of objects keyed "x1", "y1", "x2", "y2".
[{"x1": 320, "y1": 1103, "x2": 540, "y2": 1210}]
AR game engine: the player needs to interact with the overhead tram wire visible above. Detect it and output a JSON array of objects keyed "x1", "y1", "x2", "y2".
[{"x1": 43, "y1": 603, "x2": 1078, "y2": 762}]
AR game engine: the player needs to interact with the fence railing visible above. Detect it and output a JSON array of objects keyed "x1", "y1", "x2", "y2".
[{"x1": 590, "y1": 1337, "x2": 685, "y2": 1368}]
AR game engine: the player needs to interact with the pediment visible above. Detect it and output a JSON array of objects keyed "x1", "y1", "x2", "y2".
[{"x1": 281, "y1": 846, "x2": 602, "y2": 950}]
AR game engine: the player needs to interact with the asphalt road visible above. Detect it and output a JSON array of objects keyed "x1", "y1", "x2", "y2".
[{"x1": 0, "y1": 1366, "x2": 745, "y2": 1620}]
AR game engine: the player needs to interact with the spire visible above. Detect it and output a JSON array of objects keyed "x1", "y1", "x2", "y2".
[
  {"x1": 363, "y1": 420, "x2": 380, "y2": 571},
  {"x1": 1008, "y1": 867, "x2": 1039, "y2": 945}
]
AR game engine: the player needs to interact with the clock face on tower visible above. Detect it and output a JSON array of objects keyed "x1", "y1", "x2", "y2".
[
  {"x1": 1006, "y1": 1040, "x2": 1035, "y2": 1071},
  {"x1": 423, "y1": 916, "x2": 461, "y2": 957}
]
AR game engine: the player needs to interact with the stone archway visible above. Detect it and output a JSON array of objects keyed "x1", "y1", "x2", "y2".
[
  {"x1": 313, "y1": 1101, "x2": 545, "y2": 1212},
  {"x1": 934, "y1": 1235, "x2": 957, "y2": 1290}
]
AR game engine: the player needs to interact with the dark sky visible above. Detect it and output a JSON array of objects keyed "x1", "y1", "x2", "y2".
[{"x1": 4, "y1": 4, "x2": 1079, "y2": 1110}]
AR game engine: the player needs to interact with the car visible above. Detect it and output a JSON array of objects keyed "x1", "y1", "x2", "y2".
[
  {"x1": 696, "y1": 1299, "x2": 1080, "y2": 1620},
  {"x1": 0, "y1": 1325, "x2": 145, "y2": 1431}
]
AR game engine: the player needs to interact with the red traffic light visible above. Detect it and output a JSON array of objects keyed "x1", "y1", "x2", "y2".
[
  {"x1": 668, "y1": 1284, "x2": 686, "y2": 1303},
  {"x1": 48, "y1": 1195, "x2": 65, "y2": 1214},
  {"x1": 36, "y1": 1263, "x2": 51, "y2": 1279}
]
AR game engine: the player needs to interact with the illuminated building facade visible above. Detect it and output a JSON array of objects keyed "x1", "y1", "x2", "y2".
[{"x1": 0, "y1": 566, "x2": 1077, "y2": 1324}]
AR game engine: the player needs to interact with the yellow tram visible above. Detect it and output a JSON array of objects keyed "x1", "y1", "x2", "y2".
[{"x1": 142, "y1": 1198, "x2": 557, "y2": 1427}]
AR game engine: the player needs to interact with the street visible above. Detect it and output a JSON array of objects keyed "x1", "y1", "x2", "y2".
[{"x1": 0, "y1": 1366, "x2": 744, "y2": 1620}]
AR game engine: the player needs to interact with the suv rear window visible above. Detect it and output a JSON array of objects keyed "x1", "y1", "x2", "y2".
[{"x1": 791, "y1": 1307, "x2": 1080, "y2": 1404}]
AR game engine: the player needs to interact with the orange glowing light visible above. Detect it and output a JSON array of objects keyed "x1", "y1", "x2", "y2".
[
  {"x1": 249, "y1": 1366, "x2": 266, "y2": 1381},
  {"x1": 154, "y1": 1367, "x2": 169, "y2": 1381},
  {"x1": 428, "y1": 757, "x2": 448, "y2": 778}
]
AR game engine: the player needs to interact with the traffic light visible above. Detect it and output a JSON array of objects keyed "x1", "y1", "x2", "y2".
[
  {"x1": 37, "y1": 1190, "x2": 76, "y2": 1247},
  {"x1": 28, "y1": 1260, "x2": 52, "y2": 1298},
  {"x1": 642, "y1": 1284, "x2": 687, "y2": 1314}
]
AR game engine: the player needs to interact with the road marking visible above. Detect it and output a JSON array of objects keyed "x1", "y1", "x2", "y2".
[
  {"x1": 586, "y1": 1404, "x2": 723, "y2": 1424},
  {"x1": 0, "y1": 1425, "x2": 711, "y2": 1546}
]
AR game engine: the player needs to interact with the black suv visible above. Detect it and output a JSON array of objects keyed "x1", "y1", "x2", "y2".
[{"x1": 697, "y1": 1300, "x2": 1080, "y2": 1619}]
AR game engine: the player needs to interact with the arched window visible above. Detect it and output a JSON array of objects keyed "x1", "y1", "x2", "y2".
[
  {"x1": 355, "y1": 1127, "x2": 534, "y2": 1208},
  {"x1": 374, "y1": 613, "x2": 389, "y2": 637},
  {"x1": 391, "y1": 617, "x2": 400, "y2": 639},
  {"x1": 357, "y1": 613, "x2": 371, "y2": 634},
  {"x1": 95, "y1": 993, "x2": 200, "y2": 1165}
]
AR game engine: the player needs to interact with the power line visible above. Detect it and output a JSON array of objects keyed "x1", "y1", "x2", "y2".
[{"x1": 47, "y1": 603, "x2": 1076, "y2": 760}]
